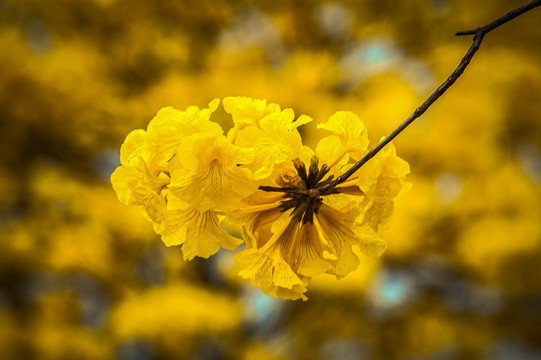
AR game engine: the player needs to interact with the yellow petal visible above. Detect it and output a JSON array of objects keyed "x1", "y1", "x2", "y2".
[
  {"x1": 207, "y1": 98, "x2": 220, "y2": 113},
  {"x1": 235, "y1": 228, "x2": 308, "y2": 301},
  {"x1": 232, "y1": 109, "x2": 308, "y2": 180},
  {"x1": 236, "y1": 204, "x2": 284, "y2": 249},
  {"x1": 146, "y1": 102, "x2": 223, "y2": 164},
  {"x1": 354, "y1": 140, "x2": 411, "y2": 231},
  {"x1": 111, "y1": 155, "x2": 169, "y2": 232},
  {"x1": 291, "y1": 114, "x2": 313, "y2": 130},
  {"x1": 120, "y1": 129, "x2": 147, "y2": 165},
  {"x1": 177, "y1": 134, "x2": 254, "y2": 171},
  {"x1": 294, "y1": 223, "x2": 333, "y2": 278},
  {"x1": 111, "y1": 166, "x2": 137, "y2": 205},
  {"x1": 234, "y1": 127, "x2": 294, "y2": 180},
  {"x1": 142, "y1": 193, "x2": 167, "y2": 226},
  {"x1": 170, "y1": 135, "x2": 257, "y2": 212},
  {"x1": 361, "y1": 200, "x2": 395, "y2": 231},
  {"x1": 315, "y1": 135, "x2": 350, "y2": 173},
  {"x1": 223, "y1": 96, "x2": 281, "y2": 129},
  {"x1": 317, "y1": 111, "x2": 369, "y2": 164},
  {"x1": 314, "y1": 203, "x2": 363, "y2": 277},
  {"x1": 355, "y1": 226, "x2": 388, "y2": 258},
  {"x1": 163, "y1": 194, "x2": 242, "y2": 259}
]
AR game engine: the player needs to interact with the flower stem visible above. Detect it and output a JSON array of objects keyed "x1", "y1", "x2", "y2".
[{"x1": 316, "y1": 0, "x2": 541, "y2": 195}]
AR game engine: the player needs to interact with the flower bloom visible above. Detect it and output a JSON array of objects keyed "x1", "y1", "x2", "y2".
[
  {"x1": 232, "y1": 111, "x2": 410, "y2": 300},
  {"x1": 111, "y1": 99, "x2": 247, "y2": 259},
  {"x1": 111, "y1": 97, "x2": 410, "y2": 299}
]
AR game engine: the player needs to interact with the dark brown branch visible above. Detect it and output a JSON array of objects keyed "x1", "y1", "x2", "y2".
[
  {"x1": 257, "y1": 0, "x2": 541, "y2": 196},
  {"x1": 455, "y1": 0, "x2": 541, "y2": 36},
  {"x1": 313, "y1": 0, "x2": 541, "y2": 195}
]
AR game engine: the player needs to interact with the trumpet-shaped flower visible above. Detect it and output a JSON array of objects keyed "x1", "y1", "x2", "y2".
[
  {"x1": 169, "y1": 134, "x2": 257, "y2": 212},
  {"x1": 111, "y1": 129, "x2": 169, "y2": 232},
  {"x1": 233, "y1": 111, "x2": 410, "y2": 300},
  {"x1": 111, "y1": 99, "x2": 251, "y2": 259},
  {"x1": 112, "y1": 98, "x2": 410, "y2": 300},
  {"x1": 224, "y1": 97, "x2": 312, "y2": 179},
  {"x1": 162, "y1": 193, "x2": 242, "y2": 260},
  {"x1": 146, "y1": 99, "x2": 223, "y2": 165}
]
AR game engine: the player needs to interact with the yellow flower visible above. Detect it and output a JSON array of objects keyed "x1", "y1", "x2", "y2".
[
  {"x1": 111, "y1": 99, "x2": 249, "y2": 258},
  {"x1": 233, "y1": 111, "x2": 410, "y2": 300},
  {"x1": 316, "y1": 110, "x2": 369, "y2": 166},
  {"x1": 162, "y1": 193, "x2": 242, "y2": 260},
  {"x1": 224, "y1": 96, "x2": 312, "y2": 180},
  {"x1": 111, "y1": 99, "x2": 224, "y2": 222},
  {"x1": 111, "y1": 129, "x2": 169, "y2": 232},
  {"x1": 146, "y1": 99, "x2": 223, "y2": 165},
  {"x1": 354, "y1": 140, "x2": 413, "y2": 232},
  {"x1": 112, "y1": 98, "x2": 410, "y2": 299},
  {"x1": 169, "y1": 133, "x2": 257, "y2": 212}
]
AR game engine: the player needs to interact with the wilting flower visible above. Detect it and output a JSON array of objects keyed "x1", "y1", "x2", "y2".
[{"x1": 111, "y1": 97, "x2": 410, "y2": 299}]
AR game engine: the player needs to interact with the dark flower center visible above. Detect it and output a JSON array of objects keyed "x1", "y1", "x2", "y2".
[{"x1": 279, "y1": 156, "x2": 339, "y2": 224}]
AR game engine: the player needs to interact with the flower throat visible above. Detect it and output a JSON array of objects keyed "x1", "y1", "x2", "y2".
[{"x1": 278, "y1": 156, "x2": 339, "y2": 224}]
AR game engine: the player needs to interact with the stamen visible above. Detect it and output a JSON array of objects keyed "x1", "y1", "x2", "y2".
[
  {"x1": 306, "y1": 156, "x2": 320, "y2": 187},
  {"x1": 295, "y1": 160, "x2": 308, "y2": 182},
  {"x1": 314, "y1": 164, "x2": 330, "y2": 184},
  {"x1": 274, "y1": 156, "x2": 337, "y2": 224}
]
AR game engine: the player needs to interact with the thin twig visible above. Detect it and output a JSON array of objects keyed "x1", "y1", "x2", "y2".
[
  {"x1": 312, "y1": 0, "x2": 541, "y2": 195},
  {"x1": 455, "y1": 0, "x2": 541, "y2": 36},
  {"x1": 258, "y1": 0, "x2": 541, "y2": 196}
]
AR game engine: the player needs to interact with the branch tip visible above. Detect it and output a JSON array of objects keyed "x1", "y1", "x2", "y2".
[
  {"x1": 321, "y1": 0, "x2": 541, "y2": 191},
  {"x1": 455, "y1": 29, "x2": 477, "y2": 36},
  {"x1": 260, "y1": 0, "x2": 541, "y2": 196}
]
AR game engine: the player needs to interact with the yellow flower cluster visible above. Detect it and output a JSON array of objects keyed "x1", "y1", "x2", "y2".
[{"x1": 111, "y1": 97, "x2": 410, "y2": 300}]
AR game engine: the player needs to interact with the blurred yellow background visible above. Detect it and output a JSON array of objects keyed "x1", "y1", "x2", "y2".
[{"x1": 1, "y1": 0, "x2": 541, "y2": 359}]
